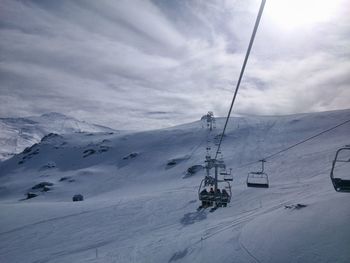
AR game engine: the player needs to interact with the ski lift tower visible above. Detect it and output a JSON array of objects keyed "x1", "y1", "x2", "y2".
[{"x1": 201, "y1": 111, "x2": 216, "y2": 131}]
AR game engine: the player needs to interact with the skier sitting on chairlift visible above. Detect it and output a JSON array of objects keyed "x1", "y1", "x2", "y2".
[
  {"x1": 215, "y1": 188, "x2": 221, "y2": 198},
  {"x1": 215, "y1": 188, "x2": 221, "y2": 206},
  {"x1": 200, "y1": 188, "x2": 209, "y2": 207},
  {"x1": 209, "y1": 188, "x2": 215, "y2": 206},
  {"x1": 221, "y1": 189, "x2": 229, "y2": 206}
]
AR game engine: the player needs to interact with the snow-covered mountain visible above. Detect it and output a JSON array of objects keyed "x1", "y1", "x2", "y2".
[
  {"x1": 0, "y1": 109, "x2": 349, "y2": 263},
  {"x1": 0, "y1": 112, "x2": 115, "y2": 161}
]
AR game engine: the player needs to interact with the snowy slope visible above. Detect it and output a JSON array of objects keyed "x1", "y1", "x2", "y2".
[
  {"x1": 0, "y1": 109, "x2": 349, "y2": 263},
  {"x1": 0, "y1": 112, "x2": 115, "y2": 161}
]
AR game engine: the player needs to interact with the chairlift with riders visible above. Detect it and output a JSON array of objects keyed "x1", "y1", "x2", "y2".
[{"x1": 198, "y1": 152, "x2": 232, "y2": 211}]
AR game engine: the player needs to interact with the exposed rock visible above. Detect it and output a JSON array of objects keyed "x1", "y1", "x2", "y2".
[
  {"x1": 72, "y1": 194, "x2": 84, "y2": 202},
  {"x1": 167, "y1": 160, "x2": 177, "y2": 166},
  {"x1": 23, "y1": 145, "x2": 36, "y2": 154},
  {"x1": 187, "y1": 165, "x2": 203, "y2": 174},
  {"x1": 59, "y1": 176, "x2": 75, "y2": 183},
  {"x1": 21, "y1": 144, "x2": 39, "y2": 155},
  {"x1": 59, "y1": 176, "x2": 70, "y2": 182},
  {"x1": 284, "y1": 203, "x2": 307, "y2": 210},
  {"x1": 32, "y1": 182, "x2": 54, "y2": 190},
  {"x1": 18, "y1": 146, "x2": 40, "y2": 164},
  {"x1": 98, "y1": 145, "x2": 109, "y2": 153},
  {"x1": 26, "y1": 192, "x2": 38, "y2": 199},
  {"x1": 183, "y1": 165, "x2": 203, "y2": 178},
  {"x1": 166, "y1": 155, "x2": 191, "y2": 169},
  {"x1": 42, "y1": 186, "x2": 51, "y2": 192},
  {"x1": 41, "y1": 133, "x2": 60, "y2": 142},
  {"x1": 40, "y1": 161, "x2": 56, "y2": 170},
  {"x1": 123, "y1": 152, "x2": 139, "y2": 160},
  {"x1": 83, "y1": 149, "x2": 96, "y2": 158}
]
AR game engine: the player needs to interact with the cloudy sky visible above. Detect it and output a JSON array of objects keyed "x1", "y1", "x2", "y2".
[{"x1": 1, "y1": 0, "x2": 349, "y2": 129}]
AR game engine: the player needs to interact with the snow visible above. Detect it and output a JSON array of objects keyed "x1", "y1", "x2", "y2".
[
  {"x1": 241, "y1": 194, "x2": 350, "y2": 263},
  {"x1": 0, "y1": 112, "x2": 116, "y2": 161},
  {"x1": 0, "y1": 109, "x2": 349, "y2": 263}
]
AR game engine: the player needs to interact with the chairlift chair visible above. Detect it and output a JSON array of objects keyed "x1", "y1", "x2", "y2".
[
  {"x1": 330, "y1": 146, "x2": 350, "y2": 192},
  {"x1": 198, "y1": 178, "x2": 232, "y2": 208},
  {"x1": 217, "y1": 153, "x2": 232, "y2": 181},
  {"x1": 217, "y1": 159, "x2": 225, "y2": 169},
  {"x1": 247, "y1": 160, "x2": 269, "y2": 188},
  {"x1": 220, "y1": 168, "x2": 233, "y2": 181}
]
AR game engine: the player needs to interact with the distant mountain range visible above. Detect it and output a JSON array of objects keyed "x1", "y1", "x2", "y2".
[{"x1": 0, "y1": 112, "x2": 115, "y2": 161}]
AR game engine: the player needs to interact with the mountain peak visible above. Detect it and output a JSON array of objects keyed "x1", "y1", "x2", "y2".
[
  {"x1": 40, "y1": 112, "x2": 69, "y2": 119},
  {"x1": 0, "y1": 112, "x2": 116, "y2": 161}
]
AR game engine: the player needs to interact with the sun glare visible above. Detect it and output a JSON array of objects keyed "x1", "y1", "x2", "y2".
[{"x1": 265, "y1": 0, "x2": 341, "y2": 29}]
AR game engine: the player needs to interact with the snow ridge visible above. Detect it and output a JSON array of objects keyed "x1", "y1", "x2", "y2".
[{"x1": 0, "y1": 112, "x2": 116, "y2": 161}]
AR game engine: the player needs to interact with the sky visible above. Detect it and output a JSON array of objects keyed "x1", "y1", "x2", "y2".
[{"x1": 0, "y1": 0, "x2": 349, "y2": 130}]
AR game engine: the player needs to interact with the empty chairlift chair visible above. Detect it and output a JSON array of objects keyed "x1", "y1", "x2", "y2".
[
  {"x1": 217, "y1": 153, "x2": 233, "y2": 181},
  {"x1": 247, "y1": 159, "x2": 269, "y2": 188},
  {"x1": 220, "y1": 168, "x2": 233, "y2": 181},
  {"x1": 330, "y1": 146, "x2": 350, "y2": 192}
]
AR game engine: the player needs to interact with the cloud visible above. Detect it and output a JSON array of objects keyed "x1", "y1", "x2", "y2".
[{"x1": 0, "y1": 0, "x2": 349, "y2": 129}]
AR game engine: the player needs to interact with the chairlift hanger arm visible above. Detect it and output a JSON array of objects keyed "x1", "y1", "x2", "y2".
[{"x1": 260, "y1": 159, "x2": 266, "y2": 173}]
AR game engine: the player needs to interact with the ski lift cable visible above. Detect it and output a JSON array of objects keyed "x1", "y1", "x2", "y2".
[
  {"x1": 215, "y1": 0, "x2": 266, "y2": 160},
  {"x1": 264, "y1": 118, "x2": 350, "y2": 160},
  {"x1": 237, "y1": 118, "x2": 350, "y2": 169}
]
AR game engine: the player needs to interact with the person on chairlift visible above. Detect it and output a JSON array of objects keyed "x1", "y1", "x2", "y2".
[
  {"x1": 209, "y1": 188, "x2": 215, "y2": 206},
  {"x1": 209, "y1": 188, "x2": 214, "y2": 195},
  {"x1": 200, "y1": 188, "x2": 208, "y2": 196},
  {"x1": 200, "y1": 188, "x2": 209, "y2": 207},
  {"x1": 215, "y1": 188, "x2": 222, "y2": 206}
]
